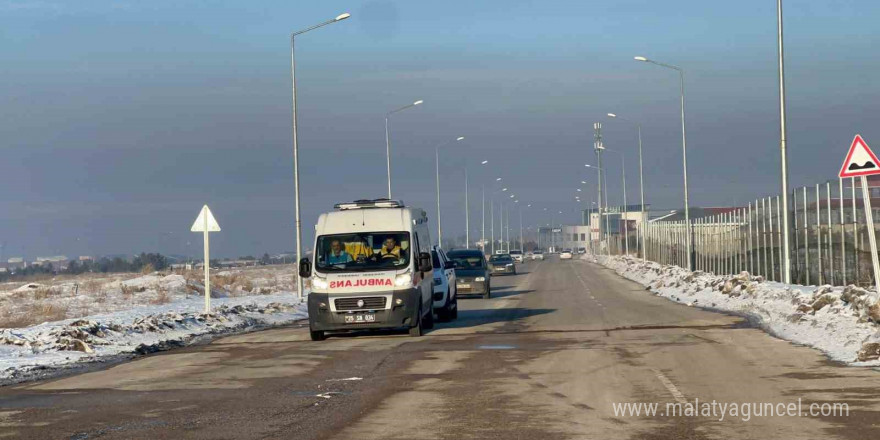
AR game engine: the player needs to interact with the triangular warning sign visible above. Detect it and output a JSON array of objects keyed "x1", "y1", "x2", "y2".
[
  {"x1": 191, "y1": 205, "x2": 221, "y2": 232},
  {"x1": 840, "y1": 135, "x2": 880, "y2": 178}
]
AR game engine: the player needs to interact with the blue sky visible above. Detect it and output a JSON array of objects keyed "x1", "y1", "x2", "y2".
[{"x1": 1, "y1": 0, "x2": 879, "y2": 258}]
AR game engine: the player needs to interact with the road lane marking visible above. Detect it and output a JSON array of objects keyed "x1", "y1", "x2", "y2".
[{"x1": 652, "y1": 369, "x2": 687, "y2": 404}]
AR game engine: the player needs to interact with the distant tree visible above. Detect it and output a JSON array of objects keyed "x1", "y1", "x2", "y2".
[
  {"x1": 66, "y1": 260, "x2": 82, "y2": 275},
  {"x1": 260, "y1": 253, "x2": 271, "y2": 265},
  {"x1": 133, "y1": 253, "x2": 168, "y2": 271}
]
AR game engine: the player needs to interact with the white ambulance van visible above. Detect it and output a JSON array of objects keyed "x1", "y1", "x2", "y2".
[{"x1": 299, "y1": 199, "x2": 435, "y2": 341}]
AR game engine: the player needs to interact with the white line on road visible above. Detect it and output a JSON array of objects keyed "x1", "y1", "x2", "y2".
[{"x1": 652, "y1": 369, "x2": 687, "y2": 404}]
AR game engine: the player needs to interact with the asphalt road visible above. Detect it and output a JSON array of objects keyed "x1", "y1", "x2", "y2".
[{"x1": 1, "y1": 257, "x2": 879, "y2": 439}]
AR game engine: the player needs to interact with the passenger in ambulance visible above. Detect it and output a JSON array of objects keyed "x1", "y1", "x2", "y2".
[
  {"x1": 326, "y1": 239, "x2": 353, "y2": 265},
  {"x1": 377, "y1": 237, "x2": 402, "y2": 260}
]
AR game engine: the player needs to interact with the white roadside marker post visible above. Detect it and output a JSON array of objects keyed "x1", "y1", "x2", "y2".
[
  {"x1": 191, "y1": 205, "x2": 221, "y2": 313},
  {"x1": 839, "y1": 135, "x2": 880, "y2": 299}
]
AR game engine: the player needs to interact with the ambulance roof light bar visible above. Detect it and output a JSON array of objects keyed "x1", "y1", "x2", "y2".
[{"x1": 334, "y1": 198, "x2": 405, "y2": 210}]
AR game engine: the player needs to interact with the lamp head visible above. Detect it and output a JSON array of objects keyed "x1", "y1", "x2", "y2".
[{"x1": 335, "y1": 13, "x2": 351, "y2": 21}]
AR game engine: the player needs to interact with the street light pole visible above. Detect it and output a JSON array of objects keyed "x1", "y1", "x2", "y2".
[
  {"x1": 777, "y1": 0, "x2": 792, "y2": 283},
  {"x1": 465, "y1": 165, "x2": 469, "y2": 249},
  {"x1": 635, "y1": 56, "x2": 693, "y2": 270},
  {"x1": 435, "y1": 136, "x2": 465, "y2": 248},
  {"x1": 601, "y1": 148, "x2": 628, "y2": 255},
  {"x1": 608, "y1": 113, "x2": 646, "y2": 260},
  {"x1": 290, "y1": 12, "x2": 350, "y2": 299},
  {"x1": 479, "y1": 161, "x2": 489, "y2": 252},
  {"x1": 385, "y1": 99, "x2": 423, "y2": 199}
]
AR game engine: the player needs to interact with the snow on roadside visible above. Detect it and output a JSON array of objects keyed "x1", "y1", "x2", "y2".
[
  {"x1": 596, "y1": 255, "x2": 880, "y2": 365},
  {"x1": 0, "y1": 293, "x2": 306, "y2": 384}
]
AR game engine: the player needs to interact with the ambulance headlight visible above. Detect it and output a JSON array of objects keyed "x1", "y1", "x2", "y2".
[
  {"x1": 312, "y1": 277, "x2": 329, "y2": 289},
  {"x1": 394, "y1": 272, "x2": 412, "y2": 287},
  {"x1": 475, "y1": 277, "x2": 486, "y2": 282}
]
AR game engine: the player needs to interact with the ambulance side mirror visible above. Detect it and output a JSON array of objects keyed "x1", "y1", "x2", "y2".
[
  {"x1": 418, "y1": 252, "x2": 432, "y2": 272},
  {"x1": 299, "y1": 258, "x2": 312, "y2": 278}
]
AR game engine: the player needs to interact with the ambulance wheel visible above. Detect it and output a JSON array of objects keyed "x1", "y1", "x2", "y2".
[
  {"x1": 409, "y1": 305, "x2": 423, "y2": 337},
  {"x1": 309, "y1": 327, "x2": 325, "y2": 341}
]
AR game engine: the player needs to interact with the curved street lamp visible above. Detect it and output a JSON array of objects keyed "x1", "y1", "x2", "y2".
[
  {"x1": 634, "y1": 55, "x2": 692, "y2": 270},
  {"x1": 385, "y1": 99, "x2": 423, "y2": 198},
  {"x1": 289, "y1": 12, "x2": 351, "y2": 298}
]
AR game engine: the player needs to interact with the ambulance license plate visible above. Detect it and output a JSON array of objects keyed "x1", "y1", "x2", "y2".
[{"x1": 344, "y1": 313, "x2": 376, "y2": 324}]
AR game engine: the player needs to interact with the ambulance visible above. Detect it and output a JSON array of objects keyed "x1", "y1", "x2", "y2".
[{"x1": 298, "y1": 199, "x2": 435, "y2": 341}]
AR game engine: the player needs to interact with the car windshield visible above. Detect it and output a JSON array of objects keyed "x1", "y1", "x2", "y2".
[
  {"x1": 431, "y1": 251, "x2": 442, "y2": 269},
  {"x1": 510, "y1": 250, "x2": 522, "y2": 255},
  {"x1": 490, "y1": 255, "x2": 512, "y2": 263},
  {"x1": 447, "y1": 252, "x2": 484, "y2": 269},
  {"x1": 315, "y1": 232, "x2": 410, "y2": 272}
]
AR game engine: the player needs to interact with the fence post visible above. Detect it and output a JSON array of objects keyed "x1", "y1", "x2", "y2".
[
  {"x1": 758, "y1": 198, "x2": 770, "y2": 280},
  {"x1": 769, "y1": 197, "x2": 776, "y2": 281},
  {"x1": 826, "y1": 182, "x2": 833, "y2": 285},
  {"x1": 816, "y1": 183, "x2": 823, "y2": 285},
  {"x1": 714, "y1": 215, "x2": 720, "y2": 274},
  {"x1": 698, "y1": 218, "x2": 704, "y2": 271},
  {"x1": 776, "y1": 196, "x2": 783, "y2": 282},
  {"x1": 793, "y1": 189, "x2": 800, "y2": 283},
  {"x1": 748, "y1": 202, "x2": 754, "y2": 275},
  {"x1": 804, "y1": 187, "x2": 810, "y2": 285}
]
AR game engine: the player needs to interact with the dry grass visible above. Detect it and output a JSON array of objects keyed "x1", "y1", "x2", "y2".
[
  {"x1": 80, "y1": 279, "x2": 103, "y2": 294},
  {"x1": 0, "y1": 302, "x2": 69, "y2": 328},
  {"x1": 120, "y1": 284, "x2": 135, "y2": 299},
  {"x1": 151, "y1": 285, "x2": 171, "y2": 305},
  {"x1": 32, "y1": 287, "x2": 62, "y2": 301}
]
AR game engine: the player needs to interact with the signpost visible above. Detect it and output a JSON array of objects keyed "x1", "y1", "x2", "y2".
[
  {"x1": 839, "y1": 135, "x2": 880, "y2": 297},
  {"x1": 191, "y1": 205, "x2": 221, "y2": 313}
]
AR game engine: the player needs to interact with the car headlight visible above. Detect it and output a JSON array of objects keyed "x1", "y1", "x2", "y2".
[
  {"x1": 475, "y1": 277, "x2": 485, "y2": 282},
  {"x1": 506, "y1": 263, "x2": 513, "y2": 267},
  {"x1": 394, "y1": 272, "x2": 412, "y2": 287},
  {"x1": 312, "y1": 277, "x2": 328, "y2": 289},
  {"x1": 433, "y1": 277, "x2": 443, "y2": 285}
]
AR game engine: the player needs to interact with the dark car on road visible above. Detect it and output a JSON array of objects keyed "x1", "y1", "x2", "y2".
[
  {"x1": 488, "y1": 253, "x2": 517, "y2": 276},
  {"x1": 446, "y1": 249, "x2": 491, "y2": 299}
]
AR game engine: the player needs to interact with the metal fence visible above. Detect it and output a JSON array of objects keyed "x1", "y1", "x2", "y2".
[{"x1": 600, "y1": 176, "x2": 880, "y2": 288}]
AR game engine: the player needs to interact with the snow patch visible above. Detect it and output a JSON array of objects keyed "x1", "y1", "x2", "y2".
[
  {"x1": 0, "y1": 293, "x2": 306, "y2": 384},
  {"x1": 596, "y1": 255, "x2": 880, "y2": 365}
]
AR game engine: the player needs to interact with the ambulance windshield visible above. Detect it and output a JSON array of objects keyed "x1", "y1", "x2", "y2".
[{"x1": 315, "y1": 232, "x2": 411, "y2": 272}]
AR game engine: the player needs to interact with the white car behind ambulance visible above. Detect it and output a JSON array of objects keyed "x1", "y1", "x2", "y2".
[{"x1": 299, "y1": 199, "x2": 435, "y2": 341}]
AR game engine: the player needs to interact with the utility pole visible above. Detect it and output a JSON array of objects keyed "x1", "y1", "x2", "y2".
[
  {"x1": 777, "y1": 0, "x2": 792, "y2": 283},
  {"x1": 594, "y1": 122, "x2": 605, "y2": 254}
]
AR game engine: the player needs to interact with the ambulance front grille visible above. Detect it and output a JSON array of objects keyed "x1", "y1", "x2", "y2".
[{"x1": 335, "y1": 297, "x2": 387, "y2": 311}]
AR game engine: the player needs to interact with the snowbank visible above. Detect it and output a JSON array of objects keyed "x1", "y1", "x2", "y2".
[
  {"x1": 0, "y1": 293, "x2": 306, "y2": 384},
  {"x1": 596, "y1": 255, "x2": 880, "y2": 365}
]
